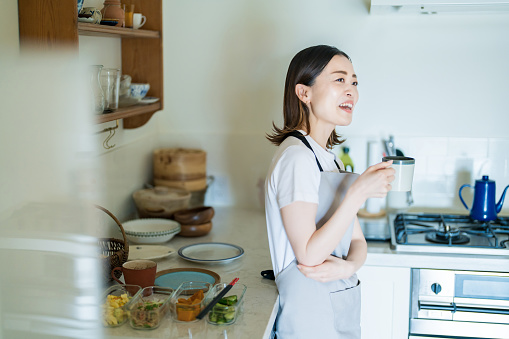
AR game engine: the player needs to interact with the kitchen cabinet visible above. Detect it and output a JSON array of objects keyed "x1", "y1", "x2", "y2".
[
  {"x1": 17, "y1": 0, "x2": 163, "y2": 129},
  {"x1": 357, "y1": 265, "x2": 410, "y2": 339}
]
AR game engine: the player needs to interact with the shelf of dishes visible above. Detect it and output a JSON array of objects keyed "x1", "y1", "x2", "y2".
[
  {"x1": 96, "y1": 102, "x2": 161, "y2": 124},
  {"x1": 78, "y1": 22, "x2": 160, "y2": 39}
]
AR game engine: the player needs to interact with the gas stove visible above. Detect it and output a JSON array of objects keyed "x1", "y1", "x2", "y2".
[{"x1": 389, "y1": 213, "x2": 509, "y2": 255}]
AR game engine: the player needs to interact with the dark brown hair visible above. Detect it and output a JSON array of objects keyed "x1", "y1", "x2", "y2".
[{"x1": 266, "y1": 45, "x2": 351, "y2": 148}]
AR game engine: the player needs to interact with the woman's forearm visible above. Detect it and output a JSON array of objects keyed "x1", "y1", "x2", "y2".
[
  {"x1": 282, "y1": 162, "x2": 392, "y2": 267},
  {"x1": 345, "y1": 238, "x2": 367, "y2": 274},
  {"x1": 304, "y1": 187, "x2": 365, "y2": 264},
  {"x1": 282, "y1": 189, "x2": 364, "y2": 266}
]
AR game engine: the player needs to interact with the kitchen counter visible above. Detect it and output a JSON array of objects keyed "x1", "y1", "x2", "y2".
[
  {"x1": 105, "y1": 207, "x2": 278, "y2": 339},
  {"x1": 105, "y1": 207, "x2": 509, "y2": 338},
  {"x1": 365, "y1": 241, "x2": 509, "y2": 272}
]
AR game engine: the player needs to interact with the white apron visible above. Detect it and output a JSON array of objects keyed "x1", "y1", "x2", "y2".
[{"x1": 274, "y1": 132, "x2": 362, "y2": 339}]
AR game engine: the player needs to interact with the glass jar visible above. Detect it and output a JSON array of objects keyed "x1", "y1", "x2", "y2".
[{"x1": 90, "y1": 65, "x2": 105, "y2": 114}]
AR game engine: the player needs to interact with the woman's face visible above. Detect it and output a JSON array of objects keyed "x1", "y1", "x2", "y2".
[{"x1": 306, "y1": 55, "x2": 359, "y2": 129}]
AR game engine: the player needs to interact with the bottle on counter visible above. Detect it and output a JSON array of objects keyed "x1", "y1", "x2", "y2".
[{"x1": 340, "y1": 146, "x2": 354, "y2": 172}]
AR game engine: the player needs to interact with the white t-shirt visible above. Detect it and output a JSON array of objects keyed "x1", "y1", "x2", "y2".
[{"x1": 264, "y1": 132, "x2": 345, "y2": 278}]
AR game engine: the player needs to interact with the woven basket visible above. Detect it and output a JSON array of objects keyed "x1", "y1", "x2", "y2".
[{"x1": 95, "y1": 205, "x2": 129, "y2": 282}]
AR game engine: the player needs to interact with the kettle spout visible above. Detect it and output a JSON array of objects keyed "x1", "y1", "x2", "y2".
[{"x1": 496, "y1": 185, "x2": 509, "y2": 213}]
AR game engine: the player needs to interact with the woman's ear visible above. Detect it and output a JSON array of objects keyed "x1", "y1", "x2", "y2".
[{"x1": 295, "y1": 84, "x2": 311, "y2": 104}]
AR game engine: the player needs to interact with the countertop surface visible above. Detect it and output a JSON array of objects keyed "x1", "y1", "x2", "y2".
[
  {"x1": 105, "y1": 207, "x2": 277, "y2": 339},
  {"x1": 105, "y1": 207, "x2": 509, "y2": 338}
]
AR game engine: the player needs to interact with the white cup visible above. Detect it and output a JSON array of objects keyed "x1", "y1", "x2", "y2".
[
  {"x1": 383, "y1": 156, "x2": 415, "y2": 192},
  {"x1": 133, "y1": 13, "x2": 146, "y2": 29}
]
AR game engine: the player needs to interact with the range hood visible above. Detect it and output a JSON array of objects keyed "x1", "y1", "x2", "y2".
[{"x1": 370, "y1": 0, "x2": 509, "y2": 14}]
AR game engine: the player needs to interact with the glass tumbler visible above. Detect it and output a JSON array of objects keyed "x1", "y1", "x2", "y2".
[
  {"x1": 100, "y1": 68, "x2": 121, "y2": 112},
  {"x1": 90, "y1": 65, "x2": 105, "y2": 114}
]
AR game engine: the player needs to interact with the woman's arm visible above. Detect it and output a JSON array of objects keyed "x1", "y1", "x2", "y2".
[
  {"x1": 297, "y1": 217, "x2": 367, "y2": 282},
  {"x1": 280, "y1": 161, "x2": 393, "y2": 267}
]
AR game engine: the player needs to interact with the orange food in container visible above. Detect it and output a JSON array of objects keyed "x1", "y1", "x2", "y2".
[{"x1": 170, "y1": 281, "x2": 211, "y2": 322}]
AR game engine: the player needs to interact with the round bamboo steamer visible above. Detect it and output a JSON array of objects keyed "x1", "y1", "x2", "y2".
[
  {"x1": 154, "y1": 177, "x2": 207, "y2": 192},
  {"x1": 153, "y1": 148, "x2": 206, "y2": 181}
]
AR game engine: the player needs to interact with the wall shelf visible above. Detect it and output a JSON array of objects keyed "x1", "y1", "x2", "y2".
[
  {"x1": 78, "y1": 22, "x2": 160, "y2": 39},
  {"x1": 18, "y1": 0, "x2": 164, "y2": 129},
  {"x1": 95, "y1": 103, "x2": 161, "y2": 124}
]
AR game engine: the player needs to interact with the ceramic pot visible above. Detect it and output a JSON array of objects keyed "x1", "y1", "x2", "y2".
[{"x1": 101, "y1": 0, "x2": 124, "y2": 27}]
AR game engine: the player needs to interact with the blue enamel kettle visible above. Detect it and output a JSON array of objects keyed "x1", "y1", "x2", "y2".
[{"x1": 459, "y1": 175, "x2": 509, "y2": 222}]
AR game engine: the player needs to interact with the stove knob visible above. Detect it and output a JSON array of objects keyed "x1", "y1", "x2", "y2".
[{"x1": 431, "y1": 283, "x2": 442, "y2": 294}]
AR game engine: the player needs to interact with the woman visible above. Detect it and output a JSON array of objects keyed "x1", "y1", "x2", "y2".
[{"x1": 265, "y1": 45, "x2": 395, "y2": 338}]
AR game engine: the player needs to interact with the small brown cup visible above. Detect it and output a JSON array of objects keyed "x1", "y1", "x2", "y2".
[{"x1": 111, "y1": 259, "x2": 157, "y2": 288}]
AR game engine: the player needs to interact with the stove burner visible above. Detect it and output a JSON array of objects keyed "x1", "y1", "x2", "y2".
[
  {"x1": 425, "y1": 227, "x2": 470, "y2": 244},
  {"x1": 392, "y1": 213, "x2": 509, "y2": 254}
]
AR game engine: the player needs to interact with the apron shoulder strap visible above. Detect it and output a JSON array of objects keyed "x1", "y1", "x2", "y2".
[{"x1": 284, "y1": 131, "x2": 341, "y2": 172}]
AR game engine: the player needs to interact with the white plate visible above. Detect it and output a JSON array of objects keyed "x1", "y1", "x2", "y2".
[
  {"x1": 140, "y1": 97, "x2": 160, "y2": 104},
  {"x1": 178, "y1": 242, "x2": 244, "y2": 264},
  {"x1": 128, "y1": 245, "x2": 175, "y2": 260}
]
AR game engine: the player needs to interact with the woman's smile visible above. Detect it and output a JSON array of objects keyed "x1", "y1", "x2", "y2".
[{"x1": 338, "y1": 100, "x2": 354, "y2": 113}]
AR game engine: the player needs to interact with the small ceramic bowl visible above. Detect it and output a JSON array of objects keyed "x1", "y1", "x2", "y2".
[
  {"x1": 100, "y1": 19, "x2": 119, "y2": 26},
  {"x1": 122, "y1": 219, "x2": 181, "y2": 244},
  {"x1": 173, "y1": 206, "x2": 215, "y2": 225},
  {"x1": 178, "y1": 222, "x2": 212, "y2": 237},
  {"x1": 130, "y1": 83, "x2": 150, "y2": 99}
]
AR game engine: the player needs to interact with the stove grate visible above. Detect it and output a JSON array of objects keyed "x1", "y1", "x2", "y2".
[{"x1": 394, "y1": 213, "x2": 509, "y2": 249}]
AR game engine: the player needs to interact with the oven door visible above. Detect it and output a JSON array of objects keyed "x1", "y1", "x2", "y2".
[{"x1": 410, "y1": 269, "x2": 509, "y2": 339}]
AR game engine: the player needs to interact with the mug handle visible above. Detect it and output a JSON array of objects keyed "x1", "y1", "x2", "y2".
[
  {"x1": 458, "y1": 184, "x2": 472, "y2": 210},
  {"x1": 139, "y1": 15, "x2": 146, "y2": 28},
  {"x1": 111, "y1": 266, "x2": 124, "y2": 284}
]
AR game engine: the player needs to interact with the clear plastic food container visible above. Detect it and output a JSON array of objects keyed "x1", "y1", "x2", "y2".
[
  {"x1": 170, "y1": 281, "x2": 212, "y2": 322},
  {"x1": 127, "y1": 286, "x2": 174, "y2": 330},
  {"x1": 205, "y1": 283, "x2": 246, "y2": 326},
  {"x1": 102, "y1": 284, "x2": 142, "y2": 327}
]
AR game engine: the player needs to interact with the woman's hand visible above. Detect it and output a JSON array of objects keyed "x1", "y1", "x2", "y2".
[
  {"x1": 297, "y1": 255, "x2": 355, "y2": 283},
  {"x1": 350, "y1": 161, "x2": 395, "y2": 200}
]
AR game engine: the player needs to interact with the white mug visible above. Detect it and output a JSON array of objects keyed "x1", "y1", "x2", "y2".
[
  {"x1": 133, "y1": 13, "x2": 146, "y2": 29},
  {"x1": 382, "y1": 156, "x2": 415, "y2": 192}
]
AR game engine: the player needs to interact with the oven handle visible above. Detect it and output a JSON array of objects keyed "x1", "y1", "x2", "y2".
[
  {"x1": 455, "y1": 297, "x2": 509, "y2": 308},
  {"x1": 420, "y1": 303, "x2": 509, "y2": 315}
]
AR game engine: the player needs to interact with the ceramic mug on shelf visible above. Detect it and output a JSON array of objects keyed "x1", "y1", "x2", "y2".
[
  {"x1": 133, "y1": 13, "x2": 146, "y2": 29},
  {"x1": 111, "y1": 259, "x2": 157, "y2": 288}
]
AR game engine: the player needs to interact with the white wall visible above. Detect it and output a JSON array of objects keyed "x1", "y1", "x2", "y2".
[
  {"x1": 160, "y1": 0, "x2": 509, "y2": 210},
  {"x1": 2, "y1": 0, "x2": 509, "y2": 218}
]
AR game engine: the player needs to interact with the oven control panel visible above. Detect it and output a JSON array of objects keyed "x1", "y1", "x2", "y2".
[{"x1": 417, "y1": 269, "x2": 454, "y2": 301}]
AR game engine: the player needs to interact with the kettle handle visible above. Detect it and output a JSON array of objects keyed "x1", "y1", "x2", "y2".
[{"x1": 459, "y1": 184, "x2": 473, "y2": 210}]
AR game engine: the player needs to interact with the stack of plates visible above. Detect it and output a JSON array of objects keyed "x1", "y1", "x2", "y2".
[{"x1": 122, "y1": 219, "x2": 181, "y2": 244}]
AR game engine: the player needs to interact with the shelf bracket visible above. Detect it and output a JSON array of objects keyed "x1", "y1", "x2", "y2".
[{"x1": 96, "y1": 120, "x2": 119, "y2": 149}]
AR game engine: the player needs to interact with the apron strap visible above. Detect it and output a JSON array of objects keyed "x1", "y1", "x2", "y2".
[{"x1": 284, "y1": 131, "x2": 341, "y2": 172}]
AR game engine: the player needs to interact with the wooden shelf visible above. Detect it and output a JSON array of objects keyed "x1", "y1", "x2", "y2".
[
  {"x1": 78, "y1": 22, "x2": 160, "y2": 38},
  {"x1": 18, "y1": 0, "x2": 164, "y2": 130},
  {"x1": 95, "y1": 103, "x2": 161, "y2": 124}
]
